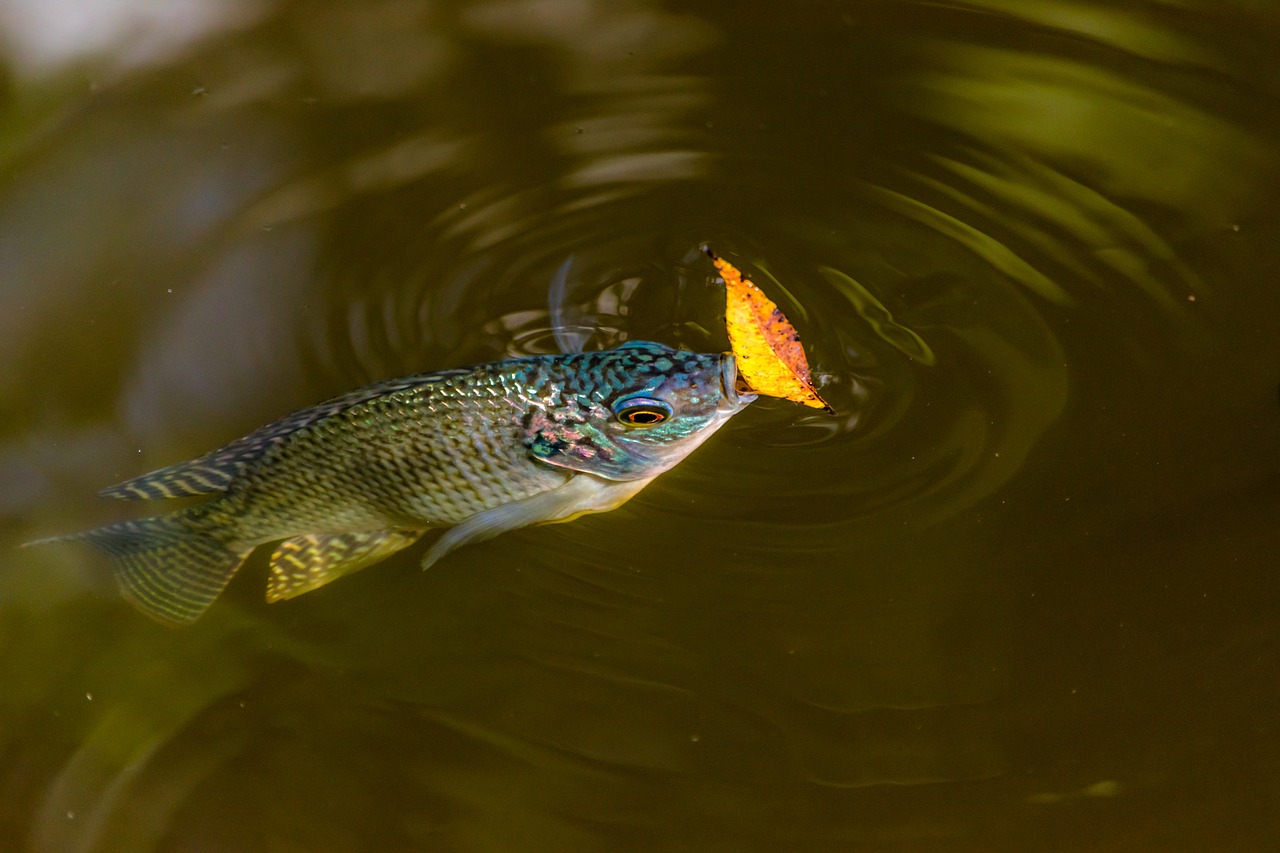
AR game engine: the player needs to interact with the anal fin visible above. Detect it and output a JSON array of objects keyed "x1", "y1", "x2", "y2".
[{"x1": 267, "y1": 530, "x2": 424, "y2": 602}]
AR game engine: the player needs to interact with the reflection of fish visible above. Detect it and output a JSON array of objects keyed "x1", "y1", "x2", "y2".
[{"x1": 33, "y1": 342, "x2": 754, "y2": 624}]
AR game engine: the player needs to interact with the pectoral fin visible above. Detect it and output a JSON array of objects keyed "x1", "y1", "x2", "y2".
[
  {"x1": 267, "y1": 529, "x2": 424, "y2": 602},
  {"x1": 422, "y1": 474, "x2": 657, "y2": 569}
]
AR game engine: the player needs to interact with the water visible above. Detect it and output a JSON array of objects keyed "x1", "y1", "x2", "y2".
[{"x1": 2, "y1": 0, "x2": 1279, "y2": 849}]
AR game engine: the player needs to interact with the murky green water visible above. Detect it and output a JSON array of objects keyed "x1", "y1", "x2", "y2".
[{"x1": 3, "y1": 0, "x2": 1279, "y2": 850}]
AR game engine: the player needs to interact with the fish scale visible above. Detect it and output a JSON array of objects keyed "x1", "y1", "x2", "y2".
[
  {"x1": 220, "y1": 378, "x2": 560, "y2": 539},
  {"x1": 30, "y1": 341, "x2": 754, "y2": 623}
]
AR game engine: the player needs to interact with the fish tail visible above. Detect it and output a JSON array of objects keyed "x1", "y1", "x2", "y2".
[{"x1": 29, "y1": 516, "x2": 251, "y2": 625}]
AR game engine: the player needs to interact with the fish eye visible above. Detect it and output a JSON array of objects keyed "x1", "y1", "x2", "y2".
[{"x1": 612, "y1": 396, "x2": 673, "y2": 427}]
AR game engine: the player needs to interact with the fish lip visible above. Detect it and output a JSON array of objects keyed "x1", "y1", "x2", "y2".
[{"x1": 719, "y1": 354, "x2": 755, "y2": 410}]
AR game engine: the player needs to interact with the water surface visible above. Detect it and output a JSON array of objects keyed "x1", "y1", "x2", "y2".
[{"x1": 2, "y1": 1, "x2": 1279, "y2": 850}]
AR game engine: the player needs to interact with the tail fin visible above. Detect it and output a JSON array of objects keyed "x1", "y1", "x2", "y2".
[{"x1": 30, "y1": 518, "x2": 251, "y2": 624}]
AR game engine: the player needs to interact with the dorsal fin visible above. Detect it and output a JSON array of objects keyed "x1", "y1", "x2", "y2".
[{"x1": 100, "y1": 370, "x2": 467, "y2": 500}]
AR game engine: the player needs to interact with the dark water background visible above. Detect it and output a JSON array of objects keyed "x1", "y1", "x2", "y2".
[{"x1": 2, "y1": 1, "x2": 1279, "y2": 850}]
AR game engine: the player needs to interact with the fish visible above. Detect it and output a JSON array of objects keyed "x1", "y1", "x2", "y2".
[{"x1": 31, "y1": 342, "x2": 755, "y2": 624}]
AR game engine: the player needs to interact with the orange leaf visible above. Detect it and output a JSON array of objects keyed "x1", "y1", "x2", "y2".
[{"x1": 707, "y1": 248, "x2": 832, "y2": 412}]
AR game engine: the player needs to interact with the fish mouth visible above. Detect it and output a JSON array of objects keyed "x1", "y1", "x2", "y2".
[{"x1": 719, "y1": 354, "x2": 756, "y2": 410}]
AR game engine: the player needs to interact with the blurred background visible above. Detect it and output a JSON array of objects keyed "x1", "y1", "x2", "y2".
[{"x1": 1, "y1": 0, "x2": 1278, "y2": 850}]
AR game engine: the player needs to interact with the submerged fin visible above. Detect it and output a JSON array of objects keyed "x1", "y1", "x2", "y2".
[
  {"x1": 30, "y1": 518, "x2": 252, "y2": 624},
  {"x1": 422, "y1": 474, "x2": 656, "y2": 569},
  {"x1": 267, "y1": 530, "x2": 424, "y2": 602}
]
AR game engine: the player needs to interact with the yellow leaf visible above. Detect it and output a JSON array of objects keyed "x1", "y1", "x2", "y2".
[{"x1": 707, "y1": 249, "x2": 833, "y2": 412}]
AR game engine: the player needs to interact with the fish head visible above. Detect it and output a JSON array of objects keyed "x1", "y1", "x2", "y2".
[{"x1": 526, "y1": 341, "x2": 756, "y2": 481}]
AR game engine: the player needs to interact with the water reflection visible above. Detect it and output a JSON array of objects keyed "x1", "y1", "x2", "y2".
[
  {"x1": 3, "y1": 0, "x2": 1279, "y2": 849},
  {"x1": 0, "y1": 0, "x2": 265, "y2": 78}
]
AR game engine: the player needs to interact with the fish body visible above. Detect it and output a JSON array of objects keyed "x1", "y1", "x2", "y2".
[{"x1": 36, "y1": 342, "x2": 753, "y2": 623}]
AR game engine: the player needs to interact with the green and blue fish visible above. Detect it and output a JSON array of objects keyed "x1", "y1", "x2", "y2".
[{"x1": 34, "y1": 342, "x2": 754, "y2": 623}]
